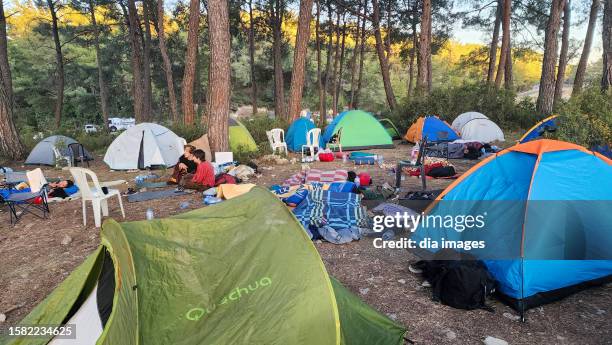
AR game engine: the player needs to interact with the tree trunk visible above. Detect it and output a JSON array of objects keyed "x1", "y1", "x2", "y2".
[
  {"x1": 335, "y1": 21, "x2": 347, "y2": 113},
  {"x1": 495, "y1": 0, "x2": 511, "y2": 88},
  {"x1": 504, "y1": 40, "x2": 513, "y2": 89},
  {"x1": 408, "y1": 15, "x2": 417, "y2": 98},
  {"x1": 182, "y1": 0, "x2": 200, "y2": 124},
  {"x1": 142, "y1": 0, "x2": 153, "y2": 120},
  {"x1": 554, "y1": 0, "x2": 571, "y2": 107},
  {"x1": 287, "y1": 0, "x2": 314, "y2": 121},
  {"x1": 272, "y1": 0, "x2": 286, "y2": 120},
  {"x1": 385, "y1": 0, "x2": 392, "y2": 59},
  {"x1": 353, "y1": 1, "x2": 367, "y2": 109},
  {"x1": 349, "y1": 2, "x2": 362, "y2": 108},
  {"x1": 156, "y1": 0, "x2": 179, "y2": 123},
  {"x1": 316, "y1": 0, "x2": 325, "y2": 125},
  {"x1": 602, "y1": 0, "x2": 611, "y2": 92},
  {"x1": 88, "y1": 0, "x2": 110, "y2": 130},
  {"x1": 330, "y1": 12, "x2": 342, "y2": 115},
  {"x1": 487, "y1": 0, "x2": 502, "y2": 84},
  {"x1": 207, "y1": 0, "x2": 231, "y2": 152},
  {"x1": 572, "y1": 0, "x2": 600, "y2": 95},
  {"x1": 416, "y1": 0, "x2": 431, "y2": 95},
  {"x1": 537, "y1": 0, "x2": 566, "y2": 115},
  {"x1": 0, "y1": 0, "x2": 25, "y2": 159},
  {"x1": 322, "y1": 1, "x2": 334, "y2": 120},
  {"x1": 47, "y1": 0, "x2": 64, "y2": 128},
  {"x1": 372, "y1": 0, "x2": 397, "y2": 108},
  {"x1": 125, "y1": 0, "x2": 145, "y2": 123},
  {"x1": 248, "y1": 0, "x2": 258, "y2": 115}
]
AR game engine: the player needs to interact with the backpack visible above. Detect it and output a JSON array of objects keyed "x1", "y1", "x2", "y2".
[{"x1": 416, "y1": 249, "x2": 497, "y2": 311}]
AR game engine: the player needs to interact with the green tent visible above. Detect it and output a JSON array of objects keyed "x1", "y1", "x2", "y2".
[
  {"x1": 322, "y1": 110, "x2": 394, "y2": 150},
  {"x1": 4, "y1": 188, "x2": 405, "y2": 345},
  {"x1": 378, "y1": 118, "x2": 401, "y2": 140},
  {"x1": 229, "y1": 118, "x2": 258, "y2": 152}
]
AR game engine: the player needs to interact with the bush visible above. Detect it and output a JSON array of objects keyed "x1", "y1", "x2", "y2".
[
  {"x1": 241, "y1": 115, "x2": 289, "y2": 146},
  {"x1": 169, "y1": 123, "x2": 206, "y2": 143},
  {"x1": 555, "y1": 88, "x2": 612, "y2": 148},
  {"x1": 389, "y1": 82, "x2": 535, "y2": 133}
]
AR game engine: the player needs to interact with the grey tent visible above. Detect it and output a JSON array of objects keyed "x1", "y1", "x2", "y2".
[{"x1": 25, "y1": 135, "x2": 93, "y2": 166}]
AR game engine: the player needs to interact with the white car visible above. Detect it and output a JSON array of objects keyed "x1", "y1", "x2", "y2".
[
  {"x1": 84, "y1": 124, "x2": 98, "y2": 133},
  {"x1": 108, "y1": 117, "x2": 136, "y2": 132}
]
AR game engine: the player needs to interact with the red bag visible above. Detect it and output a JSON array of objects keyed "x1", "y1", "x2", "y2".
[
  {"x1": 318, "y1": 152, "x2": 335, "y2": 162},
  {"x1": 358, "y1": 172, "x2": 372, "y2": 186}
]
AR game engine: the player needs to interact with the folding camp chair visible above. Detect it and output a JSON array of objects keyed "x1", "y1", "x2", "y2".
[
  {"x1": 68, "y1": 142, "x2": 89, "y2": 167},
  {"x1": 396, "y1": 138, "x2": 428, "y2": 191},
  {"x1": 327, "y1": 127, "x2": 343, "y2": 153},
  {"x1": 52, "y1": 146, "x2": 72, "y2": 168},
  {"x1": 423, "y1": 131, "x2": 450, "y2": 159},
  {"x1": 5, "y1": 168, "x2": 50, "y2": 225}
]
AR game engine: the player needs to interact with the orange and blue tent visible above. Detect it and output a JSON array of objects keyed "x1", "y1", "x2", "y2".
[
  {"x1": 518, "y1": 115, "x2": 559, "y2": 143},
  {"x1": 412, "y1": 139, "x2": 612, "y2": 315},
  {"x1": 404, "y1": 116, "x2": 459, "y2": 143}
]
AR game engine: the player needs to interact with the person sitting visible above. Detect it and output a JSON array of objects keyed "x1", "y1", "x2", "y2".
[
  {"x1": 179, "y1": 149, "x2": 215, "y2": 191},
  {"x1": 48, "y1": 180, "x2": 75, "y2": 199},
  {"x1": 169, "y1": 145, "x2": 197, "y2": 184}
]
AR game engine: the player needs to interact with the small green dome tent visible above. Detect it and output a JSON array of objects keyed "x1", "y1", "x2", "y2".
[
  {"x1": 229, "y1": 118, "x2": 258, "y2": 152},
  {"x1": 6, "y1": 188, "x2": 405, "y2": 345},
  {"x1": 322, "y1": 110, "x2": 394, "y2": 150}
]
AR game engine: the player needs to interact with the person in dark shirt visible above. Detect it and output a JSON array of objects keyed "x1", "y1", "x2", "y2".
[
  {"x1": 48, "y1": 180, "x2": 74, "y2": 199},
  {"x1": 169, "y1": 145, "x2": 197, "y2": 184}
]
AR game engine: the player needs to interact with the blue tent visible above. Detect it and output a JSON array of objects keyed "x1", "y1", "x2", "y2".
[
  {"x1": 404, "y1": 116, "x2": 459, "y2": 143},
  {"x1": 412, "y1": 139, "x2": 612, "y2": 314},
  {"x1": 286, "y1": 117, "x2": 317, "y2": 152},
  {"x1": 518, "y1": 115, "x2": 559, "y2": 143}
]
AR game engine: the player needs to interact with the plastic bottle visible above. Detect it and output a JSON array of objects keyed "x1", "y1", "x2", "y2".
[{"x1": 145, "y1": 208, "x2": 154, "y2": 220}]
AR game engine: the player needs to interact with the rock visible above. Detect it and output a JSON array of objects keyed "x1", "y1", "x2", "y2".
[
  {"x1": 442, "y1": 329, "x2": 457, "y2": 340},
  {"x1": 61, "y1": 235, "x2": 72, "y2": 245},
  {"x1": 398, "y1": 279, "x2": 406, "y2": 284},
  {"x1": 483, "y1": 336, "x2": 508, "y2": 345},
  {"x1": 0, "y1": 313, "x2": 5, "y2": 323},
  {"x1": 503, "y1": 312, "x2": 520, "y2": 321},
  {"x1": 386, "y1": 313, "x2": 397, "y2": 321},
  {"x1": 359, "y1": 288, "x2": 369, "y2": 295},
  {"x1": 595, "y1": 309, "x2": 606, "y2": 315}
]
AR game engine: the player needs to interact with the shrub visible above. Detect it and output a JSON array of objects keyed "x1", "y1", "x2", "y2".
[
  {"x1": 389, "y1": 82, "x2": 536, "y2": 133},
  {"x1": 241, "y1": 115, "x2": 289, "y2": 146},
  {"x1": 555, "y1": 88, "x2": 612, "y2": 148}
]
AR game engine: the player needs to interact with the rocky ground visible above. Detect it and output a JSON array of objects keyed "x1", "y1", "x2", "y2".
[{"x1": 1, "y1": 140, "x2": 611, "y2": 344}]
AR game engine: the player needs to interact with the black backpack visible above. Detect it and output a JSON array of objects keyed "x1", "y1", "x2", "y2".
[{"x1": 416, "y1": 249, "x2": 497, "y2": 311}]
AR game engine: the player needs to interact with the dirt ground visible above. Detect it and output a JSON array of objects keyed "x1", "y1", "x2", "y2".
[{"x1": 1, "y1": 140, "x2": 611, "y2": 345}]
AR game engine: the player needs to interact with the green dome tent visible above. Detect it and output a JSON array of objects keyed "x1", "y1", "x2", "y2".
[
  {"x1": 6, "y1": 188, "x2": 405, "y2": 345},
  {"x1": 322, "y1": 110, "x2": 394, "y2": 150},
  {"x1": 229, "y1": 118, "x2": 258, "y2": 152},
  {"x1": 378, "y1": 118, "x2": 401, "y2": 140}
]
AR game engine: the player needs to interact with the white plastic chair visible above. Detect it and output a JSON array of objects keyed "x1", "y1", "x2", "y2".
[
  {"x1": 266, "y1": 128, "x2": 288, "y2": 155},
  {"x1": 301, "y1": 128, "x2": 321, "y2": 161},
  {"x1": 53, "y1": 146, "x2": 71, "y2": 168},
  {"x1": 69, "y1": 167, "x2": 125, "y2": 228}
]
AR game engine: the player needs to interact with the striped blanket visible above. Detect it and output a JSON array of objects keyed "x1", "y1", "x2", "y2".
[
  {"x1": 283, "y1": 169, "x2": 348, "y2": 187},
  {"x1": 292, "y1": 185, "x2": 368, "y2": 231}
]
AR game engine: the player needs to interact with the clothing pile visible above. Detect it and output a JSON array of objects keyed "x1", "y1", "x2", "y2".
[{"x1": 402, "y1": 157, "x2": 458, "y2": 179}]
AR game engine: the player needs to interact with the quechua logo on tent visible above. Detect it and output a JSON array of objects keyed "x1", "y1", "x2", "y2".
[{"x1": 185, "y1": 277, "x2": 273, "y2": 321}]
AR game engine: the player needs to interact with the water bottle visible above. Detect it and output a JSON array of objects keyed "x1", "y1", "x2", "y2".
[{"x1": 145, "y1": 208, "x2": 154, "y2": 220}]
